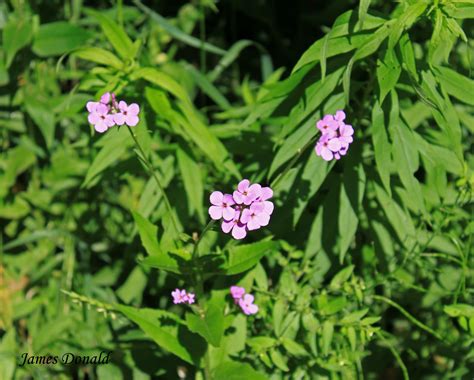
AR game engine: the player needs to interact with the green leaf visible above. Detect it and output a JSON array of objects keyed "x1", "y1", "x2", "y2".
[
  {"x1": 225, "y1": 240, "x2": 277, "y2": 275},
  {"x1": 444, "y1": 304, "x2": 474, "y2": 318},
  {"x1": 177, "y1": 148, "x2": 204, "y2": 221},
  {"x1": 270, "y1": 348, "x2": 289, "y2": 372},
  {"x1": 212, "y1": 361, "x2": 267, "y2": 380},
  {"x1": 388, "y1": 2, "x2": 428, "y2": 50},
  {"x1": 73, "y1": 47, "x2": 123, "y2": 70},
  {"x1": 32, "y1": 21, "x2": 91, "y2": 57},
  {"x1": 185, "y1": 64, "x2": 231, "y2": 109},
  {"x1": 322, "y1": 320, "x2": 334, "y2": 356},
  {"x1": 371, "y1": 101, "x2": 391, "y2": 195},
  {"x1": 281, "y1": 337, "x2": 308, "y2": 357},
  {"x1": 4, "y1": 16, "x2": 34, "y2": 67},
  {"x1": 133, "y1": 0, "x2": 225, "y2": 56},
  {"x1": 338, "y1": 164, "x2": 364, "y2": 263},
  {"x1": 329, "y1": 265, "x2": 355, "y2": 290},
  {"x1": 82, "y1": 127, "x2": 131, "y2": 188},
  {"x1": 340, "y1": 309, "x2": 369, "y2": 324},
  {"x1": 293, "y1": 155, "x2": 334, "y2": 226},
  {"x1": 132, "y1": 67, "x2": 191, "y2": 105},
  {"x1": 87, "y1": 10, "x2": 136, "y2": 59},
  {"x1": 208, "y1": 40, "x2": 255, "y2": 81},
  {"x1": 116, "y1": 305, "x2": 205, "y2": 365},
  {"x1": 186, "y1": 303, "x2": 224, "y2": 347},
  {"x1": 358, "y1": 0, "x2": 372, "y2": 29},
  {"x1": 132, "y1": 211, "x2": 163, "y2": 256},
  {"x1": 24, "y1": 96, "x2": 56, "y2": 148},
  {"x1": 434, "y1": 66, "x2": 474, "y2": 106},
  {"x1": 377, "y1": 48, "x2": 401, "y2": 102},
  {"x1": 343, "y1": 24, "x2": 391, "y2": 102}
]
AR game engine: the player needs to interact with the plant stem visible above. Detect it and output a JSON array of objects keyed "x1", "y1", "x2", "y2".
[
  {"x1": 192, "y1": 219, "x2": 215, "y2": 258},
  {"x1": 126, "y1": 126, "x2": 180, "y2": 236}
]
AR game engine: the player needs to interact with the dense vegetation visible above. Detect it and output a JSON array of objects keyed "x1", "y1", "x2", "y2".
[{"x1": 1, "y1": 0, "x2": 473, "y2": 378}]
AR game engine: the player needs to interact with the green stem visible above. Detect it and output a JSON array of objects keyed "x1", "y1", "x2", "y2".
[
  {"x1": 373, "y1": 295, "x2": 443, "y2": 341},
  {"x1": 126, "y1": 126, "x2": 180, "y2": 236},
  {"x1": 192, "y1": 219, "x2": 215, "y2": 258},
  {"x1": 270, "y1": 135, "x2": 318, "y2": 190}
]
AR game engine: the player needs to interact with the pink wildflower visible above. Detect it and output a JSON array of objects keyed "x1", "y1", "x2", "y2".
[
  {"x1": 233, "y1": 179, "x2": 262, "y2": 205},
  {"x1": 230, "y1": 286, "x2": 245, "y2": 303},
  {"x1": 114, "y1": 101, "x2": 140, "y2": 127},
  {"x1": 86, "y1": 93, "x2": 140, "y2": 132},
  {"x1": 87, "y1": 103, "x2": 115, "y2": 133},
  {"x1": 209, "y1": 180, "x2": 274, "y2": 240},
  {"x1": 315, "y1": 110, "x2": 353, "y2": 161},
  {"x1": 171, "y1": 289, "x2": 195, "y2": 305},
  {"x1": 208, "y1": 192, "x2": 236, "y2": 221},
  {"x1": 238, "y1": 294, "x2": 259, "y2": 315}
]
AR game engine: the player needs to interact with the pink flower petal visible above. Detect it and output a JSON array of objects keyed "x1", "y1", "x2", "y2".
[
  {"x1": 119, "y1": 100, "x2": 128, "y2": 111},
  {"x1": 247, "y1": 218, "x2": 261, "y2": 231},
  {"x1": 100, "y1": 92, "x2": 111, "y2": 104},
  {"x1": 264, "y1": 201, "x2": 274, "y2": 215},
  {"x1": 335, "y1": 110, "x2": 346, "y2": 122},
  {"x1": 222, "y1": 206, "x2": 235, "y2": 221},
  {"x1": 239, "y1": 209, "x2": 251, "y2": 224},
  {"x1": 243, "y1": 294, "x2": 254, "y2": 303},
  {"x1": 221, "y1": 220, "x2": 234, "y2": 234},
  {"x1": 125, "y1": 115, "x2": 139, "y2": 127},
  {"x1": 223, "y1": 194, "x2": 235, "y2": 206},
  {"x1": 232, "y1": 224, "x2": 247, "y2": 239},
  {"x1": 209, "y1": 205, "x2": 223, "y2": 220},
  {"x1": 232, "y1": 190, "x2": 245, "y2": 205},
  {"x1": 327, "y1": 138, "x2": 342, "y2": 152},
  {"x1": 321, "y1": 147, "x2": 334, "y2": 161},
  {"x1": 128, "y1": 103, "x2": 140, "y2": 115},
  {"x1": 210, "y1": 191, "x2": 223, "y2": 205},
  {"x1": 86, "y1": 101, "x2": 99, "y2": 112},
  {"x1": 114, "y1": 113, "x2": 126, "y2": 125},
  {"x1": 237, "y1": 179, "x2": 250, "y2": 193},
  {"x1": 260, "y1": 187, "x2": 273, "y2": 201},
  {"x1": 246, "y1": 303, "x2": 259, "y2": 315},
  {"x1": 256, "y1": 212, "x2": 270, "y2": 227},
  {"x1": 94, "y1": 120, "x2": 108, "y2": 133}
]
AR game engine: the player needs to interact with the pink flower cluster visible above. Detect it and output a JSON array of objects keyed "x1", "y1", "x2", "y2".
[
  {"x1": 315, "y1": 110, "x2": 354, "y2": 161},
  {"x1": 171, "y1": 288, "x2": 195, "y2": 305},
  {"x1": 208, "y1": 180, "x2": 274, "y2": 240},
  {"x1": 230, "y1": 286, "x2": 258, "y2": 315},
  {"x1": 86, "y1": 92, "x2": 140, "y2": 133}
]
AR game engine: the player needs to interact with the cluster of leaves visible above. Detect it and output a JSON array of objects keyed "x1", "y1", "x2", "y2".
[{"x1": 1, "y1": 0, "x2": 473, "y2": 378}]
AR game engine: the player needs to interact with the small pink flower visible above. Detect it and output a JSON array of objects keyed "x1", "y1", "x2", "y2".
[
  {"x1": 171, "y1": 289, "x2": 195, "y2": 304},
  {"x1": 186, "y1": 293, "x2": 195, "y2": 304},
  {"x1": 315, "y1": 134, "x2": 342, "y2": 161},
  {"x1": 314, "y1": 110, "x2": 354, "y2": 161},
  {"x1": 233, "y1": 179, "x2": 262, "y2": 205},
  {"x1": 316, "y1": 114, "x2": 338, "y2": 137},
  {"x1": 241, "y1": 203, "x2": 270, "y2": 231},
  {"x1": 238, "y1": 294, "x2": 259, "y2": 315},
  {"x1": 88, "y1": 103, "x2": 115, "y2": 133},
  {"x1": 230, "y1": 286, "x2": 245, "y2": 303},
  {"x1": 171, "y1": 289, "x2": 188, "y2": 304},
  {"x1": 114, "y1": 101, "x2": 140, "y2": 127},
  {"x1": 208, "y1": 192, "x2": 235, "y2": 221},
  {"x1": 338, "y1": 124, "x2": 354, "y2": 145},
  {"x1": 222, "y1": 216, "x2": 247, "y2": 240}
]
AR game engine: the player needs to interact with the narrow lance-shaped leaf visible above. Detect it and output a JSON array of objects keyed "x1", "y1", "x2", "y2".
[{"x1": 371, "y1": 101, "x2": 391, "y2": 195}]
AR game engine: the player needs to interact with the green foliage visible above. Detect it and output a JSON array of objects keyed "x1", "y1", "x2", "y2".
[{"x1": 1, "y1": 0, "x2": 473, "y2": 379}]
